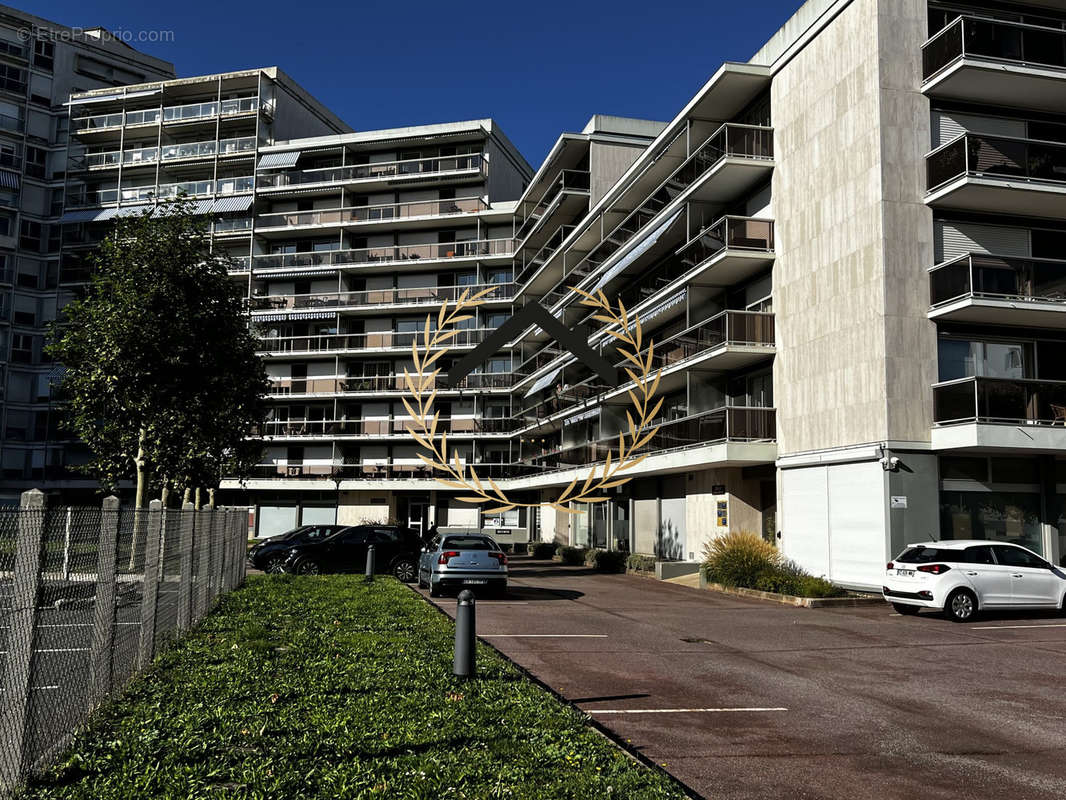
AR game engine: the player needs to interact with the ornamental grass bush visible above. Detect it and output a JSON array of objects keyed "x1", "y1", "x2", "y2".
[
  {"x1": 556, "y1": 546, "x2": 588, "y2": 565},
  {"x1": 701, "y1": 532, "x2": 846, "y2": 598},
  {"x1": 531, "y1": 542, "x2": 558, "y2": 559},
  {"x1": 584, "y1": 549, "x2": 627, "y2": 573},
  {"x1": 626, "y1": 554, "x2": 657, "y2": 573}
]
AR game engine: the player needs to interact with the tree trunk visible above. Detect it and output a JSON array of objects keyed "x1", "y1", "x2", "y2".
[
  {"x1": 160, "y1": 485, "x2": 170, "y2": 508},
  {"x1": 182, "y1": 486, "x2": 192, "y2": 505},
  {"x1": 208, "y1": 488, "x2": 216, "y2": 509},
  {"x1": 134, "y1": 428, "x2": 148, "y2": 508},
  {"x1": 195, "y1": 487, "x2": 202, "y2": 510}
]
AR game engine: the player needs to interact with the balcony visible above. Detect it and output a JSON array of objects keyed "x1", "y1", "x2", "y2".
[
  {"x1": 248, "y1": 282, "x2": 514, "y2": 314},
  {"x1": 256, "y1": 415, "x2": 508, "y2": 439},
  {"x1": 933, "y1": 376, "x2": 1066, "y2": 451},
  {"x1": 257, "y1": 154, "x2": 485, "y2": 191},
  {"x1": 159, "y1": 177, "x2": 253, "y2": 199},
  {"x1": 72, "y1": 97, "x2": 260, "y2": 134},
  {"x1": 515, "y1": 169, "x2": 590, "y2": 244},
  {"x1": 250, "y1": 238, "x2": 515, "y2": 273},
  {"x1": 929, "y1": 253, "x2": 1066, "y2": 328},
  {"x1": 923, "y1": 16, "x2": 1066, "y2": 113},
  {"x1": 84, "y1": 136, "x2": 256, "y2": 169},
  {"x1": 255, "y1": 327, "x2": 491, "y2": 356},
  {"x1": 266, "y1": 372, "x2": 513, "y2": 397},
  {"x1": 255, "y1": 196, "x2": 487, "y2": 232},
  {"x1": 246, "y1": 462, "x2": 543, "y2": 482},
  {"x1": 926, "y1": 133, "x2": 1066, "y2": 217}
]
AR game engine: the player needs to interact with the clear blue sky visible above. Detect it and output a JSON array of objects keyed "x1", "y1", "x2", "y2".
[{"x1": 32, "y1": 0, "x2": 805, "y2": 168}]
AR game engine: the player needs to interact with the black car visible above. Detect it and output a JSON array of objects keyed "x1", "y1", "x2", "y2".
[
  {"x1": 247, "y1": 524, "x2": 349, "y2": 573},
  {"x1": 283, "y1": 525, "x2": 421, "y2": 581}
]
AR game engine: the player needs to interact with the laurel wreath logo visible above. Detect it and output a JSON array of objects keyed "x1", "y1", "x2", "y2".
[{"x1": 403, "y1": 287, "x2": 662, "y2": 516}]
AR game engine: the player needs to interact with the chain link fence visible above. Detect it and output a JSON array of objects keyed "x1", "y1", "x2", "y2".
[{"x1": 0, "y1": 491, "x2": 247, "y2": 792}]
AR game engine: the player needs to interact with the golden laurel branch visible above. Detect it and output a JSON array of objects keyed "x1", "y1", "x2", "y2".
[{"x1": 403, "y1": 286, "x2": 662, "y2": 516}]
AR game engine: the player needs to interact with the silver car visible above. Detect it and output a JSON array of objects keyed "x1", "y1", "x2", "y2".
[{"x1": 418, "y1": 533, "x2": 508, "y2": 597}]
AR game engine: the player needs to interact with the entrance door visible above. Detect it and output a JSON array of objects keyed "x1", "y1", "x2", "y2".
[
  {"x1": 407, "y1": 497, "x2": 429, "y2": 536},
  {"x1": 591, "y1": 502, "x2": 608, "y2": 549}
]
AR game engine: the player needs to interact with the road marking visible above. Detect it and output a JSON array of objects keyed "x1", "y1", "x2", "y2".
[
  {"x1": 481, "y1": 634, "x2": 608, "y2": 638},
  {"x1": 588, "y1": 707, "x2": 788, "y2": 715},
  {"x1": 972, "y1": 623, "x2": 1066, "y2": 630}
]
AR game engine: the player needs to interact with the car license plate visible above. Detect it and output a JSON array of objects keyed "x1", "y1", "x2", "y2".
[
  {"x1": 896, "y1": 569, "x2": 915, "y2": 577},
  {"x1": 463, "y1": 579, "x2": 488, "y2": 585}
]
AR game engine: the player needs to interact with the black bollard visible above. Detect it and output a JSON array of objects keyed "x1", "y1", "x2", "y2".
[
  {"x1": 454, "y1": 589, "x2": 476, "y2": 679},
  {"x1": 364, "y1": 545, "x2": 375, "y2": 582}
]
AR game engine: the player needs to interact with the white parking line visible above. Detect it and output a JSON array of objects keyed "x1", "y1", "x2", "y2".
[
  {"x1": 481, "y1": 634, "x2": 608, "y2": 638},
  {"x1": 972, "y1": 623, "x2": 1066, "y2": 631},
  {"x1": 588, "y1": 707, "x2": 788, "y2": 715}
]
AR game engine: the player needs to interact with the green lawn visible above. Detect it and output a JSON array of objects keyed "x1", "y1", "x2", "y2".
[{"x1": 24, "y1": 575, "x2": 689, "y2": 799}]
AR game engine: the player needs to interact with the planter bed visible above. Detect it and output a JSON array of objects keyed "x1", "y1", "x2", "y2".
[{"x1": 700, "y1": 578, "x2": 885, "y2": 608}]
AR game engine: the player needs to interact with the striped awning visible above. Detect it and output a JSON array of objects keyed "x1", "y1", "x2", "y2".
[
  {"x1": 95, "y1": 204, "x2": 153, "y2": 221},
  {"x1": 67, "y1": 88, "x2": 159, "y2": 105},
  {"x1": 592, "y1": 207, "x2": 685, "y2": 292},
  {"x1": 636, "y1": 289, "x2": 687, "y2": 327},
  {"x1": 0, "y1": 170, "x2": 19, "y2": 189},
  {"x1": 189, "y1": 199, "x2": 215, "y2": 214},
  {"x1": 59, "y1": 208, "x2": 103, "y2": 224},
  {"x1": 253, "y1": 311, "x2": 336, "y2": 322},
  {"x1": 524, "y1": 364, "x2": 564, "y2": 398},
  {"x1": 256, "y1": 152, "x2": 301, "y2": 170},
  {"x1": 212, "y1": 195, "x2": 253, "y2": 213},
  {"x1": 252, "y1": 268, "x2": 338, "y2": 279}
]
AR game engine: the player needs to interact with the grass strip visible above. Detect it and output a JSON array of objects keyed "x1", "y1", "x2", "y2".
[{"x1": 22, "y1": 574, "x2": 688, "y2": 799}]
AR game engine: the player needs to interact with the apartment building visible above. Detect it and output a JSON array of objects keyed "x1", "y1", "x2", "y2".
[{"x1": 0, "y1": 5, "x2": 174, "y2": 501}]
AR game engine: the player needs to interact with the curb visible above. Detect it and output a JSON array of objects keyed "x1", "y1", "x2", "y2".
[{"x1": 700, "y1": 580, "x2": 885, "y2": 608}]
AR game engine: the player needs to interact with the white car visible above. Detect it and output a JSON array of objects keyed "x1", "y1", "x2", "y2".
[{"x1": 883, "y1": 540, "x2": 1066, "y2": 622}]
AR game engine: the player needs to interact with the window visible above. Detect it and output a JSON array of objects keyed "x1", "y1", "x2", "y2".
[
  {"x1": 938, "y1": 336, "x2": 1033, "y2": 381},
  {"x1": 11, "y1": 333, "x2": 34, "y2": 363},
  {"x1": 19, "y1": 220, "x2": 42, "y2": 252},
  {"x1": 993, "y1": 545, "x2": 1047, "y2": 569},
  {"x1": 32, "y1": 39, "x2": 54, "y2": 71},
  {"x1": 24, "y1": 147, "x2": 45, "y2": 180},
  {"x1": 341, "y1": 529, "x2": 368, "y2": 545},
  {"x1": 964, "y1": 545, "x2": 995, "y2": 565},
  {"x1": 442, "y1": 536, "x2": 494, "y2": 550}
]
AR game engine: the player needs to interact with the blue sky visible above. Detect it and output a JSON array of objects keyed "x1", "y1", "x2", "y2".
[{"x1": 33, "y1": 0, "x2": 805, "y2": 168}]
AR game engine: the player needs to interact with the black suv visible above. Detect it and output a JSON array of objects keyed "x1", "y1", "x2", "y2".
[
  {"x1": 247, "y1": 524, "x2": 349, "y2": 573},
  {"x1": 282, "y1": 525, "x2": 422, "y2": 581}
]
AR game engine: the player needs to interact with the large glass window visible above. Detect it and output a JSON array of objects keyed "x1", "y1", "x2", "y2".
[
  {"x1": 939, "y1": 490, "x2": 1043, "y2": 554},
  {"x1": 938, "y1": 337, "x2": 1032, "y2": 381}
]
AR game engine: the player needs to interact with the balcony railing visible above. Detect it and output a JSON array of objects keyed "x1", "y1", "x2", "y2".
[
  {"x1": 72, "y1": 98, "x2": 259, "y2": 132},
  {"x1": 247, "y1": 462, "x2": 543, "y2": 481},
  {"x1": 266, "y1": 372, "x2": 513, "y2": 396},
  {"x1": 934, "y1": 376, "x2": 1066, "y2": 425},
  {"x1": 924, "y1": 15, "x2": 1066, "y2": 81},
  {"x1": 256, "y1": 328, "x2": 490, "y2": 354},
  {"x1": 256, "y1": 415, "x2": 502, "y2": 438},
  {"x1": 256, "y1": 196, "x2": 487, "y2": 229},
  {"x1": 516, "y1": 169, "x2": 591, "y2": 239},
  {"x1": 927, "y1": 132, "x2": 1066, "y2": 191},
  {"x1": 248, "y1": 282, "x2": 514, "y2": 312},
  {"x1": 258, "y1": 154, "x2": 485, "y2": 189},
  {"x1": 251, "y1": 238, "x2": 515, "y2": 270},
  {"x1": 515, "y1": 224, "x2": 576, "y2": 285},
  {"x1": 930, "y1": 253, "x2": 1066, "y2": 308},
  {"x1": 525, "y1": 407, "x2": 776, "y2": 470},
  {"x1": 158, "y1": 176, "x2": 253, "y2": 198}
]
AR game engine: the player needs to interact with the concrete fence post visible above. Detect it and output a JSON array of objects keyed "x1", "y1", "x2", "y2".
[
  {"x1": 61, "y1": 506, "x2": 72, "y2": 581},
  {"x1": 0, "y1": 489, "x2": 46, "y2": 789},
  {"x1": 137, "y1": 500, "x2": 163, "y2": 670},
  {"x1": 217, "y1": 509, "x2": 229, "y2": 595},
  {"x1": 90, "y1": 496, "x2": 120, "y2": 707},
  {"x1": 176, "y1": 502, "x2": 195, "y2": 631},
  {"x1": 195, "y1": 508, "x2": 210, "y2": 622},
  {"x1": 206, "y1": 509, "x2": 218, "y2": 605}
]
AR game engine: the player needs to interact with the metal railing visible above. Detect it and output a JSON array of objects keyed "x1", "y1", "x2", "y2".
[
  {"x1": 515, "y1": 169, "x2": 591, "y2": 238},
  {"x1": 256, "y1": 196, "x2": 487, "y2": 229},
  {"x1": 934, "y1": 376, "x2": 1066, "y2": 425},
  {"x1": 930, "y1": 252, "x2": 1066, "y2": 307},
  {"x1": 0, "y1": 492, "x2": 247, "y2": 792},
  {"x1": 247, "y1": 462, "x2": 544, "y2": 480},
  {"x1": 258, "y1": 154, "x2": 485, "y2": 189},
  {"x1": 256, "y1": 416, "x2": 502, "y2": 438},
  {"x1": 251, "y1": 238, "x2": 515, "y2": 270},
  {"x1": 73, "y1": 97, "x2": 259, "y2": 131},
  {"x1": 85, "y1": 137, "x2": 257, "y2": 168},
  {"x1": 256, "y1": 327, "x2": 490, "y2": 354},
  {"x1": 266, "y1": 372, "x2": 513, "y2": 396},
  {"x1": 924, "y1": 15, "x2": 1066, "y2": 80},
  {"x1": 248, "y1": 282, "x2": 514, "y2": 312},
  {"x1": 927, "y1": 132, "x2": 1066, "y2": 191}
]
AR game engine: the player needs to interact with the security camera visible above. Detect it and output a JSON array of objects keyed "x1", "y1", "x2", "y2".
[{"x1": 879, "y1": 456, "x2": 900, "y2": 471}]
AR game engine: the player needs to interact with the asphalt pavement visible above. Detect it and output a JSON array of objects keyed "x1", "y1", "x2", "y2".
[{"x1": 417, "y1": 556, "x2": 1066, "y2": 800}]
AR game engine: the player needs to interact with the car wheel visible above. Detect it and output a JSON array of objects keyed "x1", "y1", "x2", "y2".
[
  {"x1": 944, "y1": 588, "x2": 978, "y2": 623},
  {"x1": 264, "y1": 556, "x2": 286, "y2": 574},
  {"x1": 392, "y1": 559, "x2": 417, "y2": 584},
  {"x1": 892, "y1": 602, "x2": 920, "y2": 616},
  {"x1": 294, "y1": 559, "x2": 321, "y2": 576}
]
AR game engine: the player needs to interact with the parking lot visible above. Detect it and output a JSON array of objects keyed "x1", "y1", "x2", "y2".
[{"x1": 417, "y1": 557, "x2": 1066, "y2": 800}]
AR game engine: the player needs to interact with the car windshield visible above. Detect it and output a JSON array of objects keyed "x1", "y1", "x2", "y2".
[
  {"x1": 896, "y1": 546, "x2": 960, "y2": 563},
  {"x1": 443, "y1": 536, "x2": 496, "y2": 551}
]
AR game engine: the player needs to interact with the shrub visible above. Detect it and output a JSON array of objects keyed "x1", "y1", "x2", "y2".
[
  {"x1": 557, "y1": 546, "x2": 588, "y2": 565},
  {"x1": 626, "y1": 554, "x2": 656, "y2": 573},
  {"x1": 531, "y1": 542, "x2": 558, "y2": 559},
  {"x1": 701, "y1": 532, "x2": 780, "y2": 588},
  {"x1": 584, "y1": 549, "x2": 627, "y2": 573}
]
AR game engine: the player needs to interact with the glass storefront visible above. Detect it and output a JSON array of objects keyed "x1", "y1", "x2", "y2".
[{"x1": 939, "y1": 490, "x2": 1043, "y2": 554}]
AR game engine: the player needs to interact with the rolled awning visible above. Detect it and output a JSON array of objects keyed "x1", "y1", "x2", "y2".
[
  {"x1": 0, "y1": 170, "x2": 19, "y2": 189},
  {"x1": 253, "y1": 311, "x2": 336, "y2": 322},
  {"x1": 212, "y1": 195, "x2": 253, "y2": 213},
  {"x1": 524, "y1": 364, "x2": 564, "y2": 398},
  {"x1": 59, "y1": 208, "x2": 105, "y2": 224},
  {"x1": 591, "y1": 207, "x2": 685, "y2": 292},
  {"x1": 257, "y1": 151, "x2": 301, "y2": 170},
  {"x1": 95, "y1": 204, "x2": 153, "y2": 220},
  {"x1": 251, "y1": 268, "x2": 337, "y2": 279}
]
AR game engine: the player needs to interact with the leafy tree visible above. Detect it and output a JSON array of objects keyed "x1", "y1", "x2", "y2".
[{"x1": 48, "y1": 197, "x2": 267, "y2": 506}]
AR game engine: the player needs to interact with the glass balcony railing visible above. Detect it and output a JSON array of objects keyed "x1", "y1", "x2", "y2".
[
  {"x1": 928, "y1": 132, "x2": 1066, "y2": 191},
  {"x1": 266, "y1": 372, "x2": 513, "y2": 397},
  {"x1": 515, "y1": 169, "x2": 591, "y2": 239},
  {"x1": 258, "y1": 154, "x2": 485, "y2": 189},
  {"x1": 256, "y1": 196, "x2": 486, "y2": 229},
  {"x1": 214, "y1": 217, "x2": 252, "y2": 234},
  {"x1": 256, "y1": 328, "x2": 491, "y2": 354},
  {"x1": 934, "y1": 376, "x2": 1066, "y2": 425},
  {"x1": 252, "y1": 238, "x2": 515, "y2": 270},
  {"x1": 515, "y1": 224, "x2": 576, "y2": 285},
  {"x1": 248, "y1": 282, "x2": 514, "y2": 312},
  {"x1": 72, "y1": 97, "x2": 258, "y2": 132},
  {"x1": 84, "y1": 137, "x2": 256, "y2": 170},
  {"x1": 158, "y1": 176, "x2": 253, "y2": 198},
  {"x1": 930, "y1": 253, "x2": 1066, "y2": 307},
  {"x1": 924, "y1": 15, "x2": 1066, "y2": 80},
  {"x1": 257, "y1": 416, "x2": 501, "y2": 438},
  {"x1": 246, "y1": 462, "x2": 544, "y2": 481}
]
